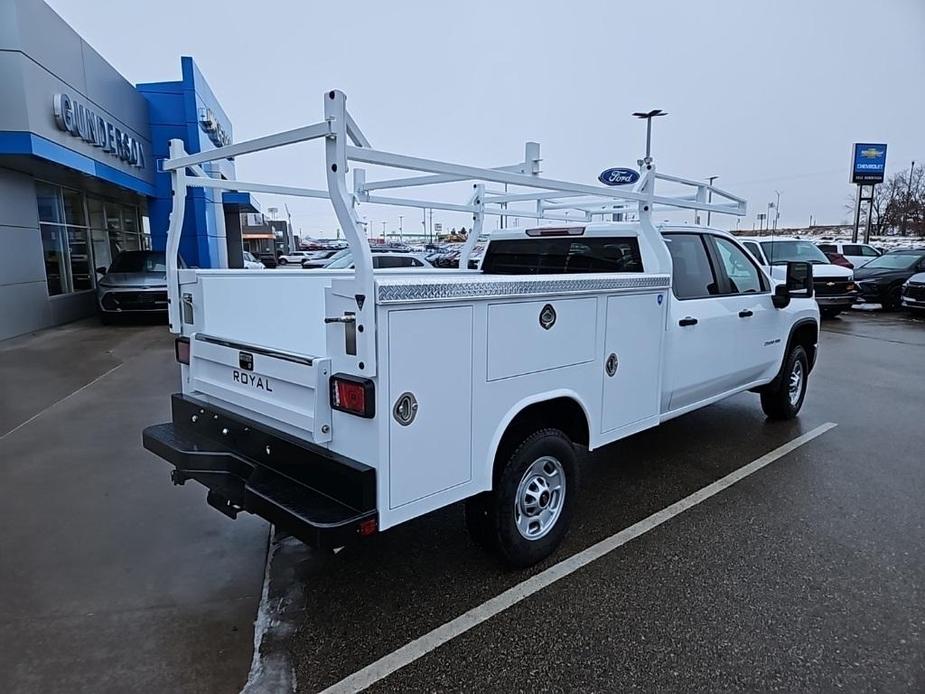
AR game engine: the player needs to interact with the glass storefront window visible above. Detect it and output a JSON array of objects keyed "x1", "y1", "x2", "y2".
[
  {"x1": 41, "y1": 224, "x2": 68, "y2": 296},
  {"x1": 36, "y1": 183, "x2": 63, "y2": 224},
  {"x1": 35, "y1": 182, "x2": 145, "y2": 295}
]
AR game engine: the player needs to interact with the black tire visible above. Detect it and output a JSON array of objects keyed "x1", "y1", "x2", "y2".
[
  {"x1": 820, "y1": 308, "x2": 841, "y2": 319},
  {"x1": 881, "y1": 285, "x2": 902, "y2": 311},
  {"x1": 277, "y1": 257, "x2": 288, "y2": 265},
  {"x1": 479, "y1": 428, "x2": 577, "y2": 568},
  {"x1": 99, "y1": 311, "x2": 116, "y2": 325},
  {"x1": 760, "y1": 344, "x2": 809, "y2": 420}
]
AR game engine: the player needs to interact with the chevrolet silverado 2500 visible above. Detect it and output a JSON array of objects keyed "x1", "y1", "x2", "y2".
[{"x1": 143, "y1": 91, "x2": 819, "y2": 567}]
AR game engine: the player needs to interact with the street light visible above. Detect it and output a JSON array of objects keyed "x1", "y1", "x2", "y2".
[
  {"x1": 632, "y1": 109, "x2": 667, "y2": 162},
  {"x1": 706, "y1": 175, "x2": 718, "y2": 227},
  {"x1": 773, "y1": 190, "x2": 781, "y2": 231}
]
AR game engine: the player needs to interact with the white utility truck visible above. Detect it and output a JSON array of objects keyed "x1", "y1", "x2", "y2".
[{"x1": 143, "y1": 91, "x2": 820, "y2": 567}]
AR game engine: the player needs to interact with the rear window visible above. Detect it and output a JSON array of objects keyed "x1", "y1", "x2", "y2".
[{"x1": 481, "y1": 237, "x2": 643, "y2": 275}]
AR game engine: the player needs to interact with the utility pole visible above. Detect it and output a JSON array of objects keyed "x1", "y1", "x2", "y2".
[
  {"x1": 901, "y1": 160, "x2": 915, "y2": 236},
  {"x1": 706, "y1": 175, "x2": 718, "y2": 226},
  {"x1": 399, "y1": 215, "x2": 403, "y2": 242},
  {"x1": 381, "y1": 221, "x2": 386, "y2": 238}
]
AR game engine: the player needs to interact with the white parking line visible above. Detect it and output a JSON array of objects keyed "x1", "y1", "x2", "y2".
[{"x1": 319, "y1": 422, "x2": 838, "y2": 694}]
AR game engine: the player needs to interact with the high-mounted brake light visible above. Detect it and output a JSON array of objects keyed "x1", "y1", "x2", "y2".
[
  {"x1": 330, "y1": 374, "x2": 375, "y2": 418},
  {"x1": 525, "y1": 226, "x2": 586, "y2": 237},
  {"x1": 175, "y1": 336, "x2": 191, "y2": 365}
]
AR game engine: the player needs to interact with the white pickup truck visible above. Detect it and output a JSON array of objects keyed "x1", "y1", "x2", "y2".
[{"x1": 143, "y1": 91, "x2": 820, "y2": 567}]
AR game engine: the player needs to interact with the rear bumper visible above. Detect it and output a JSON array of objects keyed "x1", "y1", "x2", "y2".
[{"x1": 143, "y1": 394, "x2": 377, "y2": 548}]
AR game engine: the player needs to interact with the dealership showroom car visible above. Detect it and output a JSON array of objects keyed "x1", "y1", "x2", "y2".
[
  {"x1": 96, "y1": 250, "x2": 182, "y2": 323},
  {"x1": 901, "y1": 271, "x2": 925, "y2": 312}
]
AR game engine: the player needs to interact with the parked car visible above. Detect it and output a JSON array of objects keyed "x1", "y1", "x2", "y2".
[
  {"x1": 96, "y1": 250, "x2": 184, "y2": 323},
  {"x1": 821, "y1": 251, "x2": 853, "y2": 269},
  {"x1": 815, "y1": 241, "x2": 881, "y2": 268},
  {"x1": 854, "y1": 249, "x2": 925, "y2": 310},
  {"x1": 276, "y1": 250, "x2": 313, "y2": 265},
  {"x1": 256, "y1": 253, "x2": 278, "y2": 268},
  {"x1": 901, "y1": 272, "x2": 925, "y2": 314},
  {"x1": 300, "y1": 249, "x2": 343, "y2": 268},
  {"x1": 242, "y1": 251, "x2": 265, "y2": 269},
  {"x1": 739, "y1": 236, "x2": 857, "y2": 318},
  {"x1": 322, "y1": 251, "x2": 433, "y2": 269}
]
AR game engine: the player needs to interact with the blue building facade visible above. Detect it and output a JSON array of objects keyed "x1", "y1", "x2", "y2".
[
  {"x1": 138, "y1": 57, "x2": 256, "y2": 268},
  {"x1": 0, "y1": 0, "x2": 254, "y2": 340}
]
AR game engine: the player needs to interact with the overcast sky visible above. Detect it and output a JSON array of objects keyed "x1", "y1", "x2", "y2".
[{"x1": 47, "y1": 0, "x2": 925, "y2": 237}]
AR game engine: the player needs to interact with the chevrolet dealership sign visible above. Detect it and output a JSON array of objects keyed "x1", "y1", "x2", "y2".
[{"x1": 53, "y1": 93, "x2": 146, "y2": 169}]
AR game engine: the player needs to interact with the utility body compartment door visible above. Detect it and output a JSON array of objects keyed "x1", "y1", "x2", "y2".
[
  {"x1": 601, "y1": 292, "x2": 665, "y2": 432},
  {"x1": 387, "y1": 306, "x2": 473, "y2": 509}
]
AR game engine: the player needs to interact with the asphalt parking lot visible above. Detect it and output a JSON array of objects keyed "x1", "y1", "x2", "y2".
[
  {"x1": 1, "y1": 310, "x2": 923, "y2": 693},
  {"x1": 263, "y1": 310, "x2": 924, "y2": 693},
  {"x1": 0, "y1": 319, "x2": 268, "y2": 694}
]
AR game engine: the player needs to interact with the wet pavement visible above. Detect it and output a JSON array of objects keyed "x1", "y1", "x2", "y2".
[
  {"x1": 264, "y1": 311, "x2": 925, "y2": 693},
  {"x1": 0, "y1": 319, "x2": 269, "y2": 694}
]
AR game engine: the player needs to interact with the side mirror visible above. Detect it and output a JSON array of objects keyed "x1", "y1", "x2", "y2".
[
  {"x1": 772, "y1": 261, "x2": 814, "y2": 309},
  {"x1": 786, "y1": 261, "x2": 814, "y2": 296}
]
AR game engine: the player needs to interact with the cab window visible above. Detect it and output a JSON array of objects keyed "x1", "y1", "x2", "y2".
[
  {"x1": 481, "y1": 237, "x2": 643, "y2": 275},
  {"x1": 742, "y1": 241, "x2": 766, "y2": 264},
  {"x1": 712, "y1": 237, "x2": 767, "y2": 294},
  {"x1": 663, "y1": 233, "x2": 720, "y2": 299}
]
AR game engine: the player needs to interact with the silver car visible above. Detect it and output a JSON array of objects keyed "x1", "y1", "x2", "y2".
[{"x1": 96, "y1": 250, "x2": 183, "y2": 323}]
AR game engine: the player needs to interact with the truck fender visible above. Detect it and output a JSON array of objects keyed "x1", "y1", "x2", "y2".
[
  {"x1": 756, "y1": 317, "x2": 819, "y2": 393},
  {"x1": 482, "y1": 389, "x2": 592, "y2": 491}
]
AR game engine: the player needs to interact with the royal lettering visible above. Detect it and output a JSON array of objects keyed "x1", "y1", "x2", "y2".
[{"x1": 232, "y1": 370, "x2": 273, "y2": 392}]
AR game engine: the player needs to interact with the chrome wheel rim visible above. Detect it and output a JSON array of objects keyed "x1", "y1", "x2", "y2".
[
  {"x1": 788, "y1": 360, "x2": 804, "y2": 407},
  {"x1": 514, "y1": 456, "x2": 565, "y2": 541}
]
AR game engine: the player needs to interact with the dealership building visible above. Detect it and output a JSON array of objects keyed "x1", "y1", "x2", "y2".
[{"x1": 0, "y1": 0, "x2": 257, "y2": 340}]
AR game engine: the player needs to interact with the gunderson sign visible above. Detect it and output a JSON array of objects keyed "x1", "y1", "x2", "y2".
[{"x1": 52, "y1": 93, "x2": 146, "y2": 169}]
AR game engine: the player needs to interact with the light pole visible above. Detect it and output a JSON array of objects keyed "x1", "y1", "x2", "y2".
[
  {"x1": 706, "y1": 175, "x2": 718, "y2": 226},
  {"x1": 773, "y1": 190, "x2": 781, "y2": 231},
  {"x1": 632, "y1": 109, "x2": 667, "y2": 162},
  {"x1": 399, "y1": 215, "x2": 403, "y2": 242}
]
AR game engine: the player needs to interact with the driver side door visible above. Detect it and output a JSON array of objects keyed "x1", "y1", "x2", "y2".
[{"x1": 708, "y1": 235, "x2": 783, "y2": 384}]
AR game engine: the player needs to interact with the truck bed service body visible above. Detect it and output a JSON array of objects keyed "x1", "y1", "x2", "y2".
[{"x1": 143, "y1": 91, "x2": 819, "y2": 566}]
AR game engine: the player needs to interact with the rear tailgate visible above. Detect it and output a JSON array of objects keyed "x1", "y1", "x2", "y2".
[{"x1": 187, "y1": 333, "x2": 332, "y2": 443}]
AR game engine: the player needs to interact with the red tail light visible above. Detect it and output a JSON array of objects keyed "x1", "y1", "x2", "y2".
[
  {"x1": 330, "y1": 374, "x2": 375, "y2": 418},
  {"x1": 175, "y1": 337, "x2": 190, "y2": 365}
]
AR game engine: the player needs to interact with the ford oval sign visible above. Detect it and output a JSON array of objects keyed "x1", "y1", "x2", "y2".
[{"x1": 598, "y1": 167, "x2": 640, "y2": 186}]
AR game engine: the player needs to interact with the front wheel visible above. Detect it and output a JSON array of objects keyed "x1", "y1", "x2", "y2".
[
  {"x1": 881, "y1": 285, "x2": 902, "y2": 311},
  {"x1": 760, "y1": 344, "x2": 809, "y2": 420},
  {"x1": 277, "y1": 257, "x2": 288, "y2": 265},
  {"x1": 476, "y1": 429, "x2": 577, "y2": 568}
]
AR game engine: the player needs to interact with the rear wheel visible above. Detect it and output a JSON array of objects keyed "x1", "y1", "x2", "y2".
[
  {"x1": 760, "y1": 344, "x2": 808, "y2": 420},
  {"x1": 472, "y1": 428, "x2": 577, "y2": 568},
  {"x1": 277, "y1": 257, "x2": 288, "y2": 265}
]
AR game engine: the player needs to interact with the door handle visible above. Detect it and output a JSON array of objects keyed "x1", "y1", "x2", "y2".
[
  {"x1": 738, "y1": 309, "x2": 754, "y2": 318},
  {"x1": 678, "y1": 316, "x2": 698, "y2": 326}
]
